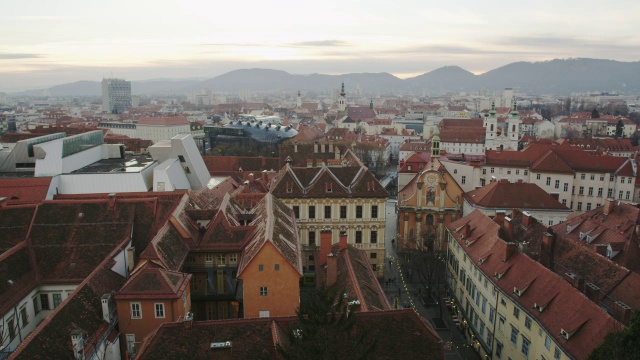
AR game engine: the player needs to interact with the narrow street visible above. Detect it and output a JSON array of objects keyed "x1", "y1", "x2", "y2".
[{"x1": 383, "y1": 199, "x2": 479, "y2": 360}]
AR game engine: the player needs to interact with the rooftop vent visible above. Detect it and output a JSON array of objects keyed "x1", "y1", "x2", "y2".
[{"x1": 210, "y1": 341, "x2": 232, "y2": 349}]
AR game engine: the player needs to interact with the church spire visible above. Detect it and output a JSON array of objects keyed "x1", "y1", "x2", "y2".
[{"x1": 340, "y1": 82, "x2": 345, "y2": 97}]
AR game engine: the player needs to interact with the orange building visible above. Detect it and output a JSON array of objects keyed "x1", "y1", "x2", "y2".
[
  {"x1": 115, "y1": 265, "x2": 191, "y2": 357},
  {"x1": 237, "y1": 194, "x2": 303, "y2": 318},
  {"x1": 397, "y1": 156, "x2": 464, "y2": 252}
]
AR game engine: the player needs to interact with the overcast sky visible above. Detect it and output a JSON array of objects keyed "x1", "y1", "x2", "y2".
[{"x1": 2, "y1": 0, "x2": 640, "y2": 91}]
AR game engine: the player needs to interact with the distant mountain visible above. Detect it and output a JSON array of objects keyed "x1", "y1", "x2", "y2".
[{"x1": 15, "y1": 58, "x2": 640, "y2": 96}]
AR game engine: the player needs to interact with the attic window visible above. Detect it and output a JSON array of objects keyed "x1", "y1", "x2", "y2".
[
  {"x1": 560, "y1": 329, "x2": 570, "y2": 340},
  {"x1": 326, "y1": 183, "x2": 332, "y2": 193},
  {"x1": 533, "y1": 303, "x2": 545, "y2": 313},
  {"x1": 286, "y1": 182, "x2": 293, "y2": 193}
]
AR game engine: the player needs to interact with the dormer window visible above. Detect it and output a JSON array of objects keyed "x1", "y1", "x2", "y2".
[
  {"x1": 286, "y1": 182, "x2": 293, "y2": 193},
  {"x1": 326, "y1": 183, "x2": 332, "y2": 193}
]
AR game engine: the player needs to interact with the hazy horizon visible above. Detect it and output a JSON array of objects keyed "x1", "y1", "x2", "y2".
[{"x1": 2, "y1": 0, "x2": 640, "y2": 92}]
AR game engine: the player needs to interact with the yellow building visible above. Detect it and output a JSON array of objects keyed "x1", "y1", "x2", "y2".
[
  {"x1": 270, "y1": 163, "x2": 388, "y2": 278},
  {"x1": 445, "y1": 210, "x2": 620, "y2": 360}
]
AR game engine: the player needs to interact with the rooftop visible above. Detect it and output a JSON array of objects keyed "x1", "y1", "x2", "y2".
[{"x1": 71, "y1": 154, "x2": 155, "y2": 174}]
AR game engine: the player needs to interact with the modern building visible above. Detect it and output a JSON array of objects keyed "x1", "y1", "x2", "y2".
[{"x1": 102, "y1": 78, "x2": 132, "y2": 114}]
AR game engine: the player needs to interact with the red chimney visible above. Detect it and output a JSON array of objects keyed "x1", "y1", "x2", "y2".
[
  {"x1": 494, "y1": 211, "x2": 506, "y2": 225},
  {"x1": 326, "y1": 253, "x2": 337, "y2": 287},
  {"x1": 603, "y1": 198, "x2": 614, "y2": 215},
  {"x1": 339, "y1": 231, "x2": 348, "y2": 251},
  {"x1": 319, "y1": 229, "x2": 333, "y2": 265},
  {"x1": 522, "y1": 212, "x2": 536, "y2": 227},
  {"x1": 504, "y1": 242, "x2": 516, "y2": 262},
  {"x1": 542, "y1": 232, "x2": 555, "y2": 252}
]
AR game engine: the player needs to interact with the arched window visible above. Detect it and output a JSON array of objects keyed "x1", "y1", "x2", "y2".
[
  {"x1": 512, "y1": 124, "x2": 516, "y2": 132},
  {"x1": 426, "y1": 214, "x2": 434, "y2": 225},
  {"x1": 490, "y1": 124, "x2": 494, "y2": 132},
  {"x1": 454, "y1": 169, "x2": 458, "y2": 174}
]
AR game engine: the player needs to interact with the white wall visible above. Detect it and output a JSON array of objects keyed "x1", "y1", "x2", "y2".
[
  {"x1": 57, "y1": 173, "x2": 152, "y2": 194},
  {"x1": 153, "y1": 159, "x2": 190, "y2": 191}
]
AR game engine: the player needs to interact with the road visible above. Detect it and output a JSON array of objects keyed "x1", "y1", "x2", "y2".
[{"x1": 383, "y1": 199, "x2": 480, "y2": 360}]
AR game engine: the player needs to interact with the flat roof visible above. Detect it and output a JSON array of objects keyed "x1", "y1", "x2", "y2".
[{"x1": 71, "y1": 154, "x2": 156, "y2": 174}]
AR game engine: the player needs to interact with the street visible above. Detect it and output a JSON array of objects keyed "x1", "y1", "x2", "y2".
[{"x1": 383, "y1": 199, "x2": 479, "y2": 360}]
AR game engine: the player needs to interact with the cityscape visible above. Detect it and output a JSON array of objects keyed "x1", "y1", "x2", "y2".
[{"x1": 2, "y1": 1, "x2": 640, "y2": 359}]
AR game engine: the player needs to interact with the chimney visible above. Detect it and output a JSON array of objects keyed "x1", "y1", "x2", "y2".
[
  {"x1": 574, "y1": 275, "x2": 585, "y2": 292},
  {"x1": 504, "y1": 242, "x2": 516, "y2": 261},
  {"x1": 584, "y1": 282, "x2": 601, "y2": 302},
  {"x1": 294, "y1": 141, "x2": 298, "y2": 153},
  {"x1": 522, "y1": 212, "x2": 536, "y2": 227},
  {"x1": 71, "y1": 329, "x2": 86, "y2": 360},
  {"x1": 326, "y1": 253, "x2": 338, "y2": 287},
  {"x1": 339, "y1": 231, "x2": 348, "y2": 251},
  {"x1": 494, "y1": 211, "x2": 506, "y2": 225},
  {"x1": 603, "y1": 198, "x2": 614, "y2": 215},
  {"x1": 127, "y1": 247, "x2": 135, "y2": 274},
  {"x1": 319, "y1": 229, "x2": 333, "y2": 265},
  {"x1": 614, "y1": 301, "x2": 632, "y2": 325},
  {"x1": 542, "y1": 232, "x2": 555, "y2": 253},
  {"x1": 511, "y1": 209, "x2": 518, "y2": 219},
  {"x1": 108, "y1": 193, "x2": 116, "y2": 211},
  {"x1": 504, "y1": 217, "x2": 513, "y2": 239},
  {"x1": 101, "y1": 293, "x2": 114, "y2": 323},
  {"x1": 248, "y1": 173, "x2": 255, "y2": 182}
]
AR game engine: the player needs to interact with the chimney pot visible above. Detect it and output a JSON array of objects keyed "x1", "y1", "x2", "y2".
[
  {"x1": 339, "y1": 231, "x2": 348, "y2": 251},
  {"x1": 319, "y1": 229, "x2": 333, "y2": 265},
  {"x1": 504, "y1": 242, "x2": 516, "y2": 261},
  {"x1": 327, "y1": 253, "x2": 338, "y2": 287},
  {"x1": 603, "y1": 198, "x2": 614, "y2": 215}
]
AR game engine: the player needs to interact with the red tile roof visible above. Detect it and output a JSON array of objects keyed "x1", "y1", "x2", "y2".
[
  {"x1": 0, "y1": 177, "x2": 51, "y2": 205},
  {"x1": 464, "y1": 180, "x2": 570, "y2": 210},
  {"x1": 116, "y1": 263, "x2": 191, "y2": 300},
  {"x1": 448, "y1": 211, "x2": 622, "y2": 359}
]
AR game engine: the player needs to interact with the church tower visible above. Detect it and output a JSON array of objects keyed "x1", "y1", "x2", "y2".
[
  {"x1": 296, "y1": 90, "x2": 302, "y2": 108},
  {"x1": 338, "y1": 82, "x2": 347, "y2": 113},
  {"x1": 508, "y1": 99, "x2": 521, "y2": 142},
  {"x1": 431, "y1": 126, "x2": 441, "y2": 158},
  {"x1": 485, "y1": 100, "x2": 497, "y2": 141}
]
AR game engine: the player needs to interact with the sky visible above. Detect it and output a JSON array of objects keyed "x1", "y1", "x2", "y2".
[{"x1": 2, "y1": 0, "x2": 640, "y2": 92}]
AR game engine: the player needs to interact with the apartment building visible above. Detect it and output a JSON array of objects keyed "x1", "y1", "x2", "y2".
[
  {"x1": 102, "y1": 78, "x2": 132, "y2": 114},
  {"x1": 446, "y1": 210, "x2": 620, "y2": 360},
  {"x1": 270, "y1": 163, "x2": 388, "y2": 278}
]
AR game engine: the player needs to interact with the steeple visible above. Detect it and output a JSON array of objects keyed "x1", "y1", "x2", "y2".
[
  {"x1": 296, "y1": 90, "x2": 302, "y2": 108},
  {"x1": 338, "y1": 82, "x2": 347, "y2": 112},
  {"x1": 431, "y1": 126, "x2": 440, "y2": 158},
  {"x1": 370, "y1": 98, "x2": 373, "y2": 109},
  {"x1": 340, "y1": 82, "x2": 345, "y2": 97}
]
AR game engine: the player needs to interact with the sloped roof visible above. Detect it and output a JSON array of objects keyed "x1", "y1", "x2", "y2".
[
  {"x1": 447, "y1": 210, "x2": 622, "y2": 360},
  {"x1": 439, "y1": 128, "x2": 485, "y2": 144},
  {"x1": 0, "y1": 205, "x2": 36, "y2": 253},
  {"x1": 117, "y1": 263, "x2": 191, "y2": 299},
  {"x1": 465, "y1": 181, "x2": 570, "y2": 211},
  {"x1": 137, "y1": 116, "x2": 190, "y2": 126},
  {"x1": 238, "y1": 194, "x2": 302, "y2": 277},
  {"x1": 136, "y1": 310, "x2": 444, "y2": 360},
  {"x1": 0, "y1": 177, "x2": 51, "y2": 205}
]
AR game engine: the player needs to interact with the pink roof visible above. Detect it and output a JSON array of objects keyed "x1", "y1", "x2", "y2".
[{"x1": 137, "y1": 116, "x2": 190, "y2": 126}]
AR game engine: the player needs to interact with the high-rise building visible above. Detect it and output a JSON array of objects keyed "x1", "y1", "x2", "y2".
[{"x1": 102, "y1": 78, "x2": 132, "y2": 114}]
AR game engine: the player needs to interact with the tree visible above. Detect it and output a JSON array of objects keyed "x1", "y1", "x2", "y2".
[
  {"x1": 407, "y1": 225, "x2": 446, "y2": 318},
  {"x1": 278, "y1": 285, "x2": 376, "y2": 360},
  {"x1": 615, "y1": 119, "x2": 624, "y2": 138},
  {"x1": 592, "y1": 108, "x2": 600, "y2": 119},
  {"x1": 589, "y1": 312, "x2": 640, "y2": 360}
]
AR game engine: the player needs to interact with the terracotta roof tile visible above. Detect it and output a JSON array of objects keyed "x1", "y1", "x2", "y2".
[
  {"x1": 0, "y1": 177, "x2": 51, "y2": 205},
  {"x1": 465, "y1": 181, "x2": 570, "y2": 210}
]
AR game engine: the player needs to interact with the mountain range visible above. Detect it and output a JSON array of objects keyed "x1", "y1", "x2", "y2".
[{"x1": 17, "y1": 58, "x2": 640, "y2": 97}]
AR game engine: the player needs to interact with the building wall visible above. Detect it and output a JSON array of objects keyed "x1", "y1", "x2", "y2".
[
  {"x1": 116, "y1": 290, "x2": 190, "y2": 356},
  {"x1": 240, "y1": 242, "x2": 300, "y2": 318},
  {"x1": 57, "y1": 172, "x2": 152, "y2": 194},
  {"x1": 446, "y1": 234, "x2": 569, "y2": 360},
  {"x1": 282, "y1": 197, "x2": 387, "y2": 277},
  {"x1": 137, "y1": 124, "x2": 191, "y2": 144}
]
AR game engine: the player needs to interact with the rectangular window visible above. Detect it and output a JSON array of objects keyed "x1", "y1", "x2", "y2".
[
  {"x1": 260, "y1": 287, "x2": 268, "y2": 296},
  {"x1": 608, "y1": 189, "x2": 614, "y2": 198},
  {"x1": 524, "y1": 316, "x2": 532, "y2": 329},
  {"x1": 126, "y1": 334, "x2": 135, "y2": 353},
  {"x1": 340, "y1": 205, "x2": 347, "y2": 219},
  {"x1": 498, "y1": 315, "x2": 505, "y2": 333},
  {"x1": 581, "y1": 173, "x2": 585, "y2": 180},
  {"x1": 40, "y1": 294, "x2": 50, "y2": 310},
  {"x1": 510, "y1": 326, "x2": 519, "y2": 345},
  {"x1": 32, "y1": 295, "x2": 39, "y2": 314},
  {"x1": 324, "y1": 205, "x2": 331, "y2": 219},
  {"x1": 205, "y1": 254, "x2": 213, "y2": 263},
  {"x1": 521, "y1": 336, "x2": 530, "y2": 357},
  {"x1": 516, "y1": 169, "x2": 520, "y2": 175},
  {"x1": 275, "y1": 264, "x2": 280, "y2": 271},
  {"x1": 481, "y1": 178, "x2": 486, "y2": 186},
  {"x1": 155, "y1": 303, "x2": 165, "y2": 318},
  {"x1": 52, "y1": 293, "x2": 62, "y2": 308},
  {"x1": 628, "y1": 178, "x2": 632, "y2": 184},
  {"x1": 626, "y1": 191, "x2": 631, "y2": 200},
  {"x1": 577, "y1": 202, "x2": 582, "y2": 211},
  {"x1": 587, "y1": 203, "x2": 592, "y2": 211},
  {"x1": 131, "y1": 302, "x2": 141, "y2": 319},
  {"x1": 554, "y1": 347, "x2": 561, "y2": 360},
  {"x1": 524, "y1": 170, "x2": 528, "y2": 176},
  {"x1": 483, "y1": 169, "x2": 487, "y2": 175},
  {"x1": 217, "y1": 254, "x2": 225, "y2": 265},
  {"x1": 229, "y1": 253, "x2": 238, "y2": 263},
  {"x1": 258, "y1": 264, "x2": 264, "y2": 271},
  {"x1": 308, "y1": 231, "x2": 316, "y2": 245},
  {"x1": 293, "y1": 206, "x2": 300, "y2": 219},
  {"x1": 619, "y1": 190, "x2": 624, "y2": 199},
  {"x1": 20, "y1": 306, "x2": 28, "y2": 325},
  {"x1": 621, "y1": 177, "x2": 625, "y2": 184},
  {"x1": 491, "y1": 167, "x2": 495, "y2": 174},
  {"x1": 563, "y1": 183, "x2": 568, "y2": 192},
  {"x1": 355, "y1": 231, "x2": 362, "y2": 244},
  {"x1": 370, "y1": 252, "x2": 377, "y2": 259},
  {"x1": 371, "y1": 205, "x2": 378, "y2": 218},
  {"x1": 610, "y1": 175, "x2": 615, "y2": 182},
  {"x1": 489, "y1": 306, "x2": 495, "y2": 324},
  {"x1": 482, "y1": 297, "x2": 487, "y2": 314},
  {"x1": 536, "y1": 174, "x2": 541, "y2": 180},
  {"x1": 545, "y1": 335, "x2": 551, "y2": 350},
  {"x1": 356, "y1": 205, "x2": 363, "y2": 218},
  {"x1": 309, "y1": 205, "x2": 316, "y2": 219},
  {"x1": 579, "y1": 186, "x2": 584, "y2": 195},
  {"x1": 546, "y1": 177, "x2": 551, "y2": 186},
  {"x1": 598, "y1": 188, "x2": 603, "y2": 197},
  {"x1": 513, "y1": 306, "x2": 520, "y2": 319},
  {"x1": 600, "y1": 175, "x2": 605, "y2": 181},
  {"x1": 462, "y1": 176, "x2": 466, "y2": 184},
  {"x1": 555, "y1": 180, "x2": 559, "y2": 189},
  {"x1": 588, "y1": 187, "x2": 593, "y2": 196},
  {"x1": 496, "y1": 341, "x2": 503, "y2": 359}
]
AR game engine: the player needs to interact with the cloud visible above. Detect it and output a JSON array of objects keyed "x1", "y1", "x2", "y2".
[
  {"x1": 289, "y1": 40, "x2": 347, "y2": 47},
  {"x1": 0, "y1": 53, "x2": 42, "y2": 59},
  {"x1": 497, "y1": 36, "x2": 640, "y2": 52},
  {"x1": 390, "y1": 44, "x2": 537, "y2": 56}
]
